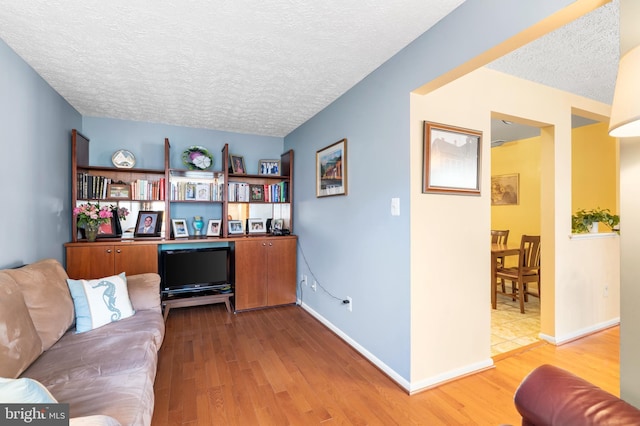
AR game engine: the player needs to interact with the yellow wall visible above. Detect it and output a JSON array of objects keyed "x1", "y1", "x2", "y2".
[
  {"x1": 491, "y1": 136, "x2": 541, "y2": 245},
  {"x1": 571, "y1": 122, "x2": 619, "y2": 219},
  {"x1": 491, "y1": 121, "x2": 618, "y2": 242}
]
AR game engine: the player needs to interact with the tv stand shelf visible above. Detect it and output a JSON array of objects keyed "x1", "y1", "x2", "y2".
[{"x1": 162, "y1": 291, "x2": 234, "y2": 321}]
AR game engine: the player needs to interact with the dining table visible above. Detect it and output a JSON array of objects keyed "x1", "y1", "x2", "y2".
[{"x1": 491, "y1": 242, "x2": 520, "y2": 309}]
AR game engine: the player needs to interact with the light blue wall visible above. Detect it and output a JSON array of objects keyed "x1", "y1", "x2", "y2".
[
  {"x1": 285, "y1": 0, "x2": 575, "y2": 381},
  {"x1": 0, "y1": 38, "x2": 81, "y2": 268},
  {"x1": 82, "y1": 117, "x2": 284, "y2": 228}
]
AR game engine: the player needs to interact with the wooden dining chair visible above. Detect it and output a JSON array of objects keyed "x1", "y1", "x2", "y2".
[
  {"x1": 495, "y1": 234, "x2": 541, "y2": 313},
  {"x1": 491, "y1": 230, "x2": 510, "y2": 291}
]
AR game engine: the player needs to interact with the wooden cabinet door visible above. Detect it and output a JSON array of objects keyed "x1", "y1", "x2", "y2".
[
  {"x1": 114, "y1": 244, "x2": 158, "y2": 276},
  {"x1": 234, "y1": 239, "x2": 268, "y2": 310},
  {"x1": 266, "y1": 238, "x2": 297, "y2": 306},
  {"x1": 66, "y1": 245, "x2": 115, "y2": 279}
]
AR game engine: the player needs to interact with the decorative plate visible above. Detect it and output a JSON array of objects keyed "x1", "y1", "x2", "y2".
[
  {"x1": 182, "y1": 146, "x2": 213, "y2": 170},
  {"x1": 111, "y1": 149, "x2": 136, "y2": 168}
]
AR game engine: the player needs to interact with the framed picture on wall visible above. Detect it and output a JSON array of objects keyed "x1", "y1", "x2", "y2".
[
  {"x1": 423, "y1": 121, "x2": 482, "y2": 195},
  {"x1": 316, "y1": 138, "x2": 347, "y2": 197},
  {"x1": 491, "y1": 174, "x2": 519, "y2": 205}
]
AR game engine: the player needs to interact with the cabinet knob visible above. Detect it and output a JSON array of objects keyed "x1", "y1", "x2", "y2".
[
  {"x1": 269, "y1": 242, "x2": 273, "y2": 247},
  {"x1": 116, "y1": 249, "x2": 121, "y2": 254},
  {"x1": 262, "y1": 242, "x2": 267, "y2": 246},
  {"x1": 106, "y1": 249, "x2": 112, "y2": 254}
]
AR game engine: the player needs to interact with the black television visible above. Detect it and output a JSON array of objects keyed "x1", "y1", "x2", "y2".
[{"x1": 160, "y1": 247, "x2": 231, "y2": 296}]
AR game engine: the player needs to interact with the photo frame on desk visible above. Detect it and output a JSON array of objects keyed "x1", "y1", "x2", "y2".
[
  {"x1": 96, "y1": 215, "x2": 122, "y2": 238},
  {"x1": 206, "y1": 219, "x2": 221, "y2": 237},
  {"x1": 134, "y1": 211, "x2": 163, "y2": 237},
  {"x1": 228, "y1": 220, "x2": 244, "y2": 235},
  {"x1": 248, "y1": 218, "x2": 267, "y2": 234},
  {"x1": 423, "y1": 121, "x2": 481, "y2": 195},
  {"x1": 171, "y1": 218, "x2": 189, "y2": 238}
]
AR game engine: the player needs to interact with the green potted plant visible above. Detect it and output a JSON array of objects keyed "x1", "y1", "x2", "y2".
[{"x1": 571, "y1": 207, "x2": 620, "y2": 233}]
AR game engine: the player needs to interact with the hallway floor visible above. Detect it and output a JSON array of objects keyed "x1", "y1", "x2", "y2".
[{"x1": 491, "y1": 287, "x2": 540, "y2": 357}]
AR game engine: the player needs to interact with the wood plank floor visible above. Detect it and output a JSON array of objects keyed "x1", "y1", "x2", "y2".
[{"x1": 153, "y1": 304, "x2": 620, "y2": 425}]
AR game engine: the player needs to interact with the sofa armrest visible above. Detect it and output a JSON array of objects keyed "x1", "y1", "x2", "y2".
[
  {"x1": 126, "y1": 273, "x2": 161, "y2": 312},
  {"x1": 514, "y1": 364, "x2": 640, "y2": 426}
]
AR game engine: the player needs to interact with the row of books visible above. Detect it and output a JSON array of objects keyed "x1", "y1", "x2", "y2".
[
  {"x1": 132, "y1": 178, "x2": 165, "y2": 200},
  {"x1": 76, "y1": 172, "x2": 165, "y2": 200},
  {"x1": 228, "y1": 182, "x2": 289, "y2": 202},
  {"x1": 170, "y1": 181, "x2": 224, "y2": 201},
  {"x1": 77, "y1": 173, "x2": 111, "y2": 199}
]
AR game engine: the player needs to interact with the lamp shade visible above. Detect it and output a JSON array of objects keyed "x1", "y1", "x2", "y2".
[{"x1": 609, "y1": 44, "x2": 640, "y2": 137}]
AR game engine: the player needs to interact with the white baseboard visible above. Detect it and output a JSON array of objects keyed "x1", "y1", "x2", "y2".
[
  {"x1": 299, "y1": 301, "x2": 494, "y2": 394},
  {"x1": 539, "y1": 317, "x2": 620, "y2": 345}
]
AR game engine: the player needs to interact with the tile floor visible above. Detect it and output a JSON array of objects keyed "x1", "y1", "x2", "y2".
[{"x1": 491, "y1": 285, "x2": 540, "y2": 357}]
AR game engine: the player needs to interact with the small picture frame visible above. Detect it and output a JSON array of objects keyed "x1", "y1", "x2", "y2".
[
  {"x1": 206, "y1": 219, "x2": 221, "y2": 237},
  {"x1": 134, "y1": 211, "x2": 163, "y2": 237},
  {"x1": 258, "y1": 160, "x2": 280, "y2": 176},
  {"x1": 171, "y1": 218, "x2": 189, "y2": 238},
  {"x1": 248, "y1": 218, "x2": 267, "y2": 234},
  {"x1": 97, "y1": 215, "x2": 122, "y2": 238},
  {"x1": 272, "y1": 219, "x2": 284, "y2": 232},
  {"x1": 106, "y1": 183, "x2": 131, "y2": 200},
  {"x1": 195, "y1": 183, "x2": 210, "y2": 201},
  {"x1": 230, "y1": 154, "x2": 246, "y2": 174},
  {"x1": 249, "y1": 184, "x2": 264, "y2": 202},
  {"x1": 185, "y1": 183, "x2": 196, "y2": 200},
  {"x1": 228, "y1": 220, "x2": 244, "y2": 235}
]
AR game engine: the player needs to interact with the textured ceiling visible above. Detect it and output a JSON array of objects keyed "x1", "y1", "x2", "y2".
[
  {"x1": 0, "y1": 1, "x2": 620, "y2": 139},
  {"x1": 0, "y1": 0, "x2": 465, "y2": 137},
  {"x1": 488, "y1": 0, "x2": 618, "y2": 143}
]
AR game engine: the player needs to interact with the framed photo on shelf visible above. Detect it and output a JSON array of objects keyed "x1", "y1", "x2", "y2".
[
  {"x1": 97, "y1": 215, "x2": 122, "y2": 238},
  {"x1": 195, "y1": 183, "x2": 210, "y2": 201},
  {"x1": 206, "y1": 219, "x2": 221, "y2": 237},
  {"x1": 134, "y1": 211, "x2": 163, "y2": 237},
  {"x1": 423, "y1": 121, "x2": 482, "y2": 195},
  {"x1": 185, "y1": 183, "x2": 196, "y2": 200},
  {"x1": 171, "y1": 218, "x2": 189, "y2": 238},
  {"x1": 248, "y1": 218, "x2": 267, "y2": 234},
  {"x1": 250, "y1": 184, "x2": 264, "y2": 202},
  {"x1": 272, "y1": 218, "x2": 284, "y2": 232},
  {"x1": 228, "y1": 220, "x2": 244, "y2": 235},
  {"x1": 316, "y1": 138, "x2": 347, "y2": 197},
  {"x1": 258, "y1": 159, "x2": 280, "y2": 176},
  {"x1": 230, "y1": 154, "x2": 246, "y2": 174},
  {"x1": 106, "y1": 183, "x2": 131, "y2": 200}
]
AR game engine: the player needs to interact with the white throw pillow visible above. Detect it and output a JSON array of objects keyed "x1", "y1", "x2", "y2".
[
  {"x1": 66, "y1": 273, "x2": 135, "y2": 333},
  {"x1": 0, "y1": 377, "x2": 57, "y2": 403}
]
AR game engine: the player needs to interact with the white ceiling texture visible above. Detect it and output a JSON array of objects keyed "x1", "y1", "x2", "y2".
[{"x1": 0, "y1": 1, "x2": 619, "y2": 140}]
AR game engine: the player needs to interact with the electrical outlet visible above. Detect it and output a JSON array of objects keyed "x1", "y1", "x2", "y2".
[
  {"x1": 311, "y1": 280, "x2": 317, "y2": 292},
  {"x1": 347, "y1": 296, "x2": 352, "y2": 312},
  {"x1": 301, "y1": 274, "x2": 307, "y2": 286}
]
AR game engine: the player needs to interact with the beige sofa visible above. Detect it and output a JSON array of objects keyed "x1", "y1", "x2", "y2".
[{"x1": 0, "y1": 259, "x2": 165, "y2": 426}]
